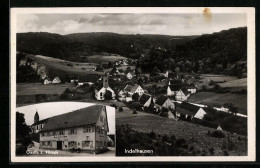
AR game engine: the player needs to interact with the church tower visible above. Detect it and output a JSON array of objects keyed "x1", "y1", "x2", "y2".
[
  {"x1": 34, "y1": 111, "x2": 39, "y2": 123},
  {"x1": 103, "y1": 76, "x2": 108, "y2": 89}
]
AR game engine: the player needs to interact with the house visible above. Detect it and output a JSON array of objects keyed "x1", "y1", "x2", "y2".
[
  {"x1": 43, "y1": 77, "x2": 52, "y2": 85},
  {"x1": 123, "y1": 84, "x2": 144, "y2": 96},
  {"x1": 52, "y1": 77, "x2": 61, "y2": 84},
  {"x1": 68, "y1": 75, "x2": 79, "y2": 83},
  {"x1": 30, "y1": 111, "x2": 49, "y2": 134},
  {"x1": 176, "y1": 102, "x2": 207, "y2": 120},
  {"x1": 95, "y1": 76, "x2": 115, "y2": 100},
  {"x1": 175, "y1": 88, "x2": 190, "y2": 101},
  {"x1": 139, "y1": 93, "x2": 154, "y2": 107},
  {"x1": 78, "y1": 75, "x2": 98, "y2": 86},
  {"x1": 155, "y1": 95, "x2": 175, "y2": 110},
  {"x1": 126, "y1": 72, "x2": 135, "y2": 80},
  {"x1": 184, "y1": 83, "x2": 197, "y2": 94},
  {"x1": 191, "y1": 118, "x2": 222, "y2": 130},
  {"x1": 168, "y1": 79, "x2": 183, "y2": 85},
  {"x1": 167, "y1": 85, "x2": 183, "y2": 96},
  {"x1": 39, "y1": 105, "x2": 109, "y2": 154}
]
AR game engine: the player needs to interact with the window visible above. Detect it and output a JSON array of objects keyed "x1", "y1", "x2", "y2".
[
  {"x1": 69, "y1": 128, "x2": 77, "y2": 135},
  {"x1": 47, "y1": 132, "x2": 50, "y2": 136},
  {"x1": 86, "y1": 136, "x2": 89, "y2": 141},
  {"x1": 83, "y1": 126, "x2": 91, "y2": 133},
  {"x1": 68, "y1": 141, "x2": 76, "y2": 148},
  {"x1": 41, "y1": 133, "x2": 45, "y2": 137},
  {"x1": 100, "y1": 116, "x2": 104, "y2": 123},
  {"x1": 82, "y1": 141, "x2": 90, "y2": 148},
  {"x1": 47, "y1": 141, "x2": 52, "y2": 147},
  {"x1": 59, "y1": 130, "x2": 64, "y2": 135}
]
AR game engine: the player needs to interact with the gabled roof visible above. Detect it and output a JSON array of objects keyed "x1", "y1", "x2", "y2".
[
  {"x1": 53, "y1": 77, "x2": 61, "y2": 82},
  {"x1": 180, "y1": 88, "x2": 190, "y2": 96},
  {"x1": 155, "y1": 95, "x2": 169, "y2": 106},
  {"x1": 168, "y1": 73, "x2": 177, "y2": 79},
  {"x1": 96, "y1": 83, "x2": 104, "y2": 91},
  {"x1": 44, "y1": 77, "x2": 52, "y2": 81},
  {"x1": 179, "y1": 102, "x2": 201, "y2": 114},
  {"x1": 124, "y1": 85, "x2": 133, "y2": 92},
  {"x1": 168, "y1": 85, "x2": 183, "y2": 91},
  {"x1": 169, "y1": 79, "x2": 182, "y2": 85},
  {"x1": 78, "y1": 75, "x2": 98, "y2": 83},
  {"x1": 139, "y1": 94, "x2": 151, "y2": 105},
  {"x1": 185, "y1": 83, "x2": 197, "y2": 89},
  {"x1": 176, "y1": 106, "x2": 196, "y2": 116},
  {"x1": 40, "y1": 105, "x2": 104, "y2": 132},
  {"x1": 31, "y1": 118, "x2": 50, "y2": 126},
  {"x1": 191, "y1": 118, "x2": 221, "y2": 129},
  {"x1": 131, "y1": 84, "x2": 141, "y2": 93}
]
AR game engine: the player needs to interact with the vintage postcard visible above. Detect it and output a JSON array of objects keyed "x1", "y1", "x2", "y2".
[{"x1": 10, "y1": 7, "x2": 255, "y2": 162}]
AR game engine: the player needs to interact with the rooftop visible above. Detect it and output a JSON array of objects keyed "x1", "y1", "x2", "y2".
[{"x1": 40, "y1": 105, "x2": 105, "y2": 132}]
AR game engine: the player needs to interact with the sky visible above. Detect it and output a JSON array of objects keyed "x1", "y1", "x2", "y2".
[
  {"x1": 16, "y1": 102, "x2": 115, "y2": 135},
  {"x1": 17, "y1": 13, "x2": 247, "y2": 36}
]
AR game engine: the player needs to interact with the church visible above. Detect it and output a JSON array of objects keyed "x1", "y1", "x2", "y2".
[
  {"x1": 30, "y1": 111, "x2": 49, "y2": 134},
  {"x1": 95, "y1": 76, "x2": 115, "y2": 100}
]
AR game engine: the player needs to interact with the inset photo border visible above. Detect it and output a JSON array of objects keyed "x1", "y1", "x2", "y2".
[{"x1": 10, "y1": 7, "x2": 255, "y2": 162}]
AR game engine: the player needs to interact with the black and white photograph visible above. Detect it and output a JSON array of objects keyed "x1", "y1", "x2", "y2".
[{"x1": 10, "y1": 7, "x2": 255, "y2": 162}]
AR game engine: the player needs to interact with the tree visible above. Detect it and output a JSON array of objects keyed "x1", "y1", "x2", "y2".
[
  {"x1": 132, "y1": 93, "x2": 139, "y2": 102},
  {"x1": 104, "y1": 90, "x2": 113, "y2": 100},
  {"x1": 16, "y1": 112, "x2": 31, "y2": 154}
]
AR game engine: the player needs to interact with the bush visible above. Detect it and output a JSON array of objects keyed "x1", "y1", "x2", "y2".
[
  {"x1": 211, "y1": 130, "x2": 225, "y2": 138},
  {"x1": 162, "y1": 135, "x2": 168, "y2": 142},
  {"x1": 209, "y1": 147, "x2": 215, "y2": 155},
  {"x1": 223, "y1": 150, "x2": 229, "y2": 156},
  {"x1": 149, "y1": 131, "x2": 156, "y2": 139},
  {"x1": 132, "y1": 109, "x2": 137, "y2": 114},
  {"x1": 119, "y1": 106, "x2": 123, "y2": 112}
]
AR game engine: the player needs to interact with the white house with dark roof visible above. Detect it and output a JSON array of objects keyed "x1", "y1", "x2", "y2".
[
  {"x1": 184, "y1": 83, "x2": 197, "y2": 94},
  {"x1": 39, "y1": 105, "x2": 109, "y2": 154},
  {"x1": 95, "y1": 76, "x2": 115, "y2": 100},
  {"x1": 176, "y1": 102, "x2": 207, "y2": 120},
  {"x1": 126, "y1": 72, "x2": 135, "y2": 80},
  {"x1": 123, "y1": 84, "x2": 144, "y2": 96},
  {"x1": 155, "y1": 96, "x2": 175, "y2": 110},
  {"x1": 139, "y1": 93, "x2": 154, "y2": 107},
  {"x1": 43, "y1": 77, "x2": 52, "y2": 85},
  {"x1": 167, "y1": 85, "x2": 183, "y2": 96},
  {"x1": 175, "y1": 88, "x2": 191, "y2": 101},
  {"x1": 52, "y1": 77, "x2": 61, "y2": 84}
]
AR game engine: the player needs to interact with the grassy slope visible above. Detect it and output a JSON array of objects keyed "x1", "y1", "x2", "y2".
[
  {"x1": 116, "y1": 109, "x2": 247, "y2": 156},
  {"x1": 188, "y1": 92, "x2": 247, "y2": 115},
  {"x1": 17, "y1": 83, "x2": 74, "y2": 95}
]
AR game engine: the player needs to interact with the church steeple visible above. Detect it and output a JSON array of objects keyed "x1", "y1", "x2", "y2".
[
  {"x1": 34, "y1": 111, "x2": 39, "y2": 123},
  {"x1": 103, "y1": 76, "x2": 108, "y2": 89}
]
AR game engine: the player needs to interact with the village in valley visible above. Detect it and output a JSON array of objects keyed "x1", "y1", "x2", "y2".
[{"x1": 15, "y1": 12, "x2": 248, "y2": 156}]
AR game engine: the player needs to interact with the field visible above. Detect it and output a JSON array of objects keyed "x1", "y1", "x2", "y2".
[
  {"x1": 17, "y1": 83, "x2": 74, "y2": 95},
  {"x1": 116, "y1": 110, "x2": 247, "y2": 156},
  {"x1": 188, "y1": 92, "x2": 247, "y2": 115},
  {"x1": 218, "y1": 78, "x2": 247, "y2": 90},
  {"x1": 87, "y1": 54, "x2": 127, "y2": 63}
]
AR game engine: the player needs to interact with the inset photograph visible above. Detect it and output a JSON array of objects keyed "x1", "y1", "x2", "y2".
[{"x1": 16, "y1": 102, "x2": 115, "y2": 156}]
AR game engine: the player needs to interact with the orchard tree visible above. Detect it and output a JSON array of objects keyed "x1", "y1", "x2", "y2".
[
  {"x1": 104, "y1": 90, "x2": 113, "y2": 101},
  {"x1": 132, "y1": 93, "x2": 139, "y2": 102}
]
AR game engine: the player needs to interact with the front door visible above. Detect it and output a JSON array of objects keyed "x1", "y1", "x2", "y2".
[{"x1": 57, "y1": 141, "x2": 62, "y2": 150}]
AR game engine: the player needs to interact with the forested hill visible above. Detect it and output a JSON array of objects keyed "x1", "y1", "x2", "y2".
[
  {"x1": 174, "y1": 27, "x2": 247, "y2": 64},
  {"x1": 16, "y1": 32, "x2": 197, "y2": 61},
  {"x1": 137, "y1": 27, "x2": 247, "y2": 78}
]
